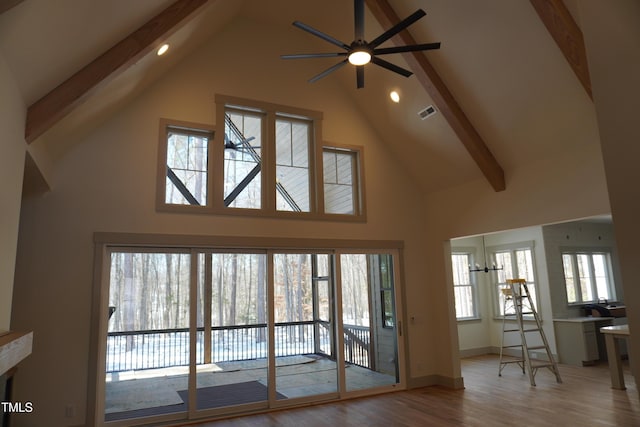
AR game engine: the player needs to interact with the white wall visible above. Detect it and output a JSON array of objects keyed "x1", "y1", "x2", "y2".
[
  {"x1": 0, "y1": 50, "x2": 26, "y2": 331},
  {"x1": 11, "y1": 17, "x2": 432, "y2": 427}
]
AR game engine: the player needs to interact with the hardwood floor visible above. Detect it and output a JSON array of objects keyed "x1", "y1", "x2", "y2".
[{"x1": 177, "y1": 355, "x2": 639, "y2": 427}]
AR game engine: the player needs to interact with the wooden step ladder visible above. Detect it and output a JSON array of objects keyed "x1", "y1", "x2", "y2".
[{"x1": 499, "y1": 278, "x2": 562, "y2": 386}]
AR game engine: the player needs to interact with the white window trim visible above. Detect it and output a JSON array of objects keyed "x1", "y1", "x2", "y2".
[{"x1": 488, "y1": 241, "x2": 539, "y2": 320}]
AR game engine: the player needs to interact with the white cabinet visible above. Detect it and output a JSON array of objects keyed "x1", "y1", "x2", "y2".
[{"x1": 553, "y1": 318, "x2": 613, "y2": 366}]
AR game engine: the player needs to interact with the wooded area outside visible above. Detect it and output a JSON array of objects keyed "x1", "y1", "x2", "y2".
[{"x1": 108, "y1": 251, "x2": 376, "y2": 335}]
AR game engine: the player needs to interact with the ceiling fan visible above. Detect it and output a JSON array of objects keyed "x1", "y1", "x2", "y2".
[{"x1": 281, "y1": 0, "x2": 440, "y2": 89}]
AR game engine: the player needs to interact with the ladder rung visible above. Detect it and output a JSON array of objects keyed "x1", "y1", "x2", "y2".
[
  {"x1": 526, "y1": 345, "x2": 548, "y2": 351},
  {"x1": 531, "y1": 362, "x2": 556, "y2": 369},
  {"x1": 522, "y1": 328, "x2": 541, "y2": 332},
  {"x1": 501, "y1": 344, "x2": 523, "y2": 348},
  {"x1": 503, "y1": 328, "x2": 520, "y2": 332},
  {"x1": 500, "y1": 359, "x2": 524, "y2": 365}
]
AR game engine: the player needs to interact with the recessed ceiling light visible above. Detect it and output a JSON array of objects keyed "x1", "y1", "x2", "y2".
[
  {"x1": 390, "y1": 91, "x2": 400, "y2": 103},
  {"x1": 157, "y1": 44, "x2": 169, "y2": 56}
]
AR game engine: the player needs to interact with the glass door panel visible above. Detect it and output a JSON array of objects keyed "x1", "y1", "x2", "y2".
[
  {"x1": 272, "y1": 253, "x2": 338, "y2": 400},
  {"x1": 195, "y1": 252, "x2": 268, "y2": 411},
  {"x1": 339, "y1": 253, "x2": 399, "y2": 392},
  {"x1": 104, "y1": 251, "x2": 190, "y2": 422},
  {"x1": 101, "y1": 247, "x2": 403, "y2": 425}
]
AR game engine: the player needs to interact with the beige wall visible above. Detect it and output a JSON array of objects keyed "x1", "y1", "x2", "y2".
[
  {"x1": 11, "y1": 17, "x2": 432, "y2": 426},
  {"x1": 579, "y1": 0, "x2": 640, "y2": 381},
  {"x1": 0, "y1": 51, "x2": 26, "y2": 331}
]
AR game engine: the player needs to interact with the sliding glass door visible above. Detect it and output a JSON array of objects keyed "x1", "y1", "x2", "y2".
[
  {"x1": 339, "y1": 253, "x2": 400, "y2": 392},
  {"x1": 100, "y1": 247, "x2": 403, "y2": 425},
  {"x1": 272, "y1": 253, "x2": 338, "y2": 401},
  {"x1": 104, "y1": 250, "x2": 191, "y2": 422},
  {"x1": 193, "y1": 252, "x2": 268, "y2": 413}
]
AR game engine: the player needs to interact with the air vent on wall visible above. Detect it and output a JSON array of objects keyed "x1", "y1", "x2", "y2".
[{"x1": 418, "y1": 105, "x2": 437, "y2": 120}]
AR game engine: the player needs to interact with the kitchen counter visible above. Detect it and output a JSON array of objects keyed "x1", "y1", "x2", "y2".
[
  {"x1": 553, "y1": 317, "x2": 614, "y2": 366},
  {"x1": 553, "y1": 316, "x2": 614, "y2": 323}
]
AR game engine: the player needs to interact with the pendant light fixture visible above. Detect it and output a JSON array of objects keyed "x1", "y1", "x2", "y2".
[{"x1": 469, "y1": 236, "x2": 503, "y2": 273}]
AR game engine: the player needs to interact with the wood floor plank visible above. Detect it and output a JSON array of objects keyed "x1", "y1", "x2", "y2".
[{"x1": 177, "y1": 355, "x2": 639, "y2": 427}]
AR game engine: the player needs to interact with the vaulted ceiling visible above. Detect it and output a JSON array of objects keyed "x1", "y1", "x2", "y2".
[{"x1": 0, "y1": 0, "x2": 597, "y2": 193}]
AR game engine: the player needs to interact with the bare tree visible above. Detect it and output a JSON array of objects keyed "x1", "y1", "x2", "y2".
[
  {"x1": 257, "y1": 256, "x2": 266, "y2": 342},
  {"x1": 123, "y1": 253, "x2": 135, "y2": 351},
  {"x1": 229, "y1": 254, "x2": 238, "y2": 325}
]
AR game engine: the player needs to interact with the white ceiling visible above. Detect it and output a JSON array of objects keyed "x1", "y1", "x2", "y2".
[{"x1": 0, "y1": 0, "x2": 599, "y2": 193}]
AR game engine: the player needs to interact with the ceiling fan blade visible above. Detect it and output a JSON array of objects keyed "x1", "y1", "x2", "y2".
[
  {"x1": 281, "y1": 52, "x2": 348, "y2": 59},
  {"x1": 356, "y1": 65, "x2": 365, "y2": 89},
  {"x1": 293, "y1": 21, "x2": 351, "y2": 50},
  {"x1": 369, "y1": 9, "x2": 426, "y2": 48},
  {"x1": 371, "y1": 56, "x2": 413, "y2": 77},
  {"x1": 373, "y1": 42, "x2": 441, "y2": 55},
  {"x1": 354, "y1": 0, "x2": 365, "y2": 40},
  {"x1": 309, "y1": 59, "x2": 348, "y2": 83}
]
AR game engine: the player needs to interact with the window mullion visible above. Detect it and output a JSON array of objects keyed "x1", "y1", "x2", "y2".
[
  {"x1": 571, "y1": 254, "x2": 582, "y2": 303},
  {"x1": 265, "y1": 111, "x2": 276, "y2": 213},
  {"x1": 588, "y1": 254, "x2": 598, "y2": 301}
]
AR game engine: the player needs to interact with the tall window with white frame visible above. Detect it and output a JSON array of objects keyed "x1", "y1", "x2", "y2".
[
  {"x1": 451, "y1": 252, "x2": 478, "y2": 319},
  {"x1": 562, "y1": 251, "x2": 615, "y2": 304},
  {"x1": 492, "y1": 245, "x2": 537, "y2": 316}
]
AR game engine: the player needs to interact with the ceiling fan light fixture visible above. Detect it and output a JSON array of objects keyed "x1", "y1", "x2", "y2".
[
  {"x1": 282, "y1": 0, "x2": 440, "y2": 88},
  {"x1": 348, "y1": 50, "x2": 371, "y2": 66}
]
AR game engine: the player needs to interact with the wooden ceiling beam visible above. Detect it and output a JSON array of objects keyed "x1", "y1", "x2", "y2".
[
  {"x1": 24, "y1": 0, "x2": 210, "y2": 143},
  {"x1": 0, "y1": 0, "x2": 25, "y2": 15},
  {"x1": 529, "y1": 0, "x2": 592, "y2": 99},
  {"x1": 365, "y1": 0, "x2": 506, "y2": 192}
]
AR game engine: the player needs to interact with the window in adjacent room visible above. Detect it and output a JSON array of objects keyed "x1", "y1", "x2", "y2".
[
  {"x1": 451, "y1": 252, "x2": 478, "y2": 320},
  {"x1": 491, "y1": 244, "x2": 538, "y2": 317},
  {"x1": 562, "y1": 251, "x2": 615, "y2": 304}
]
